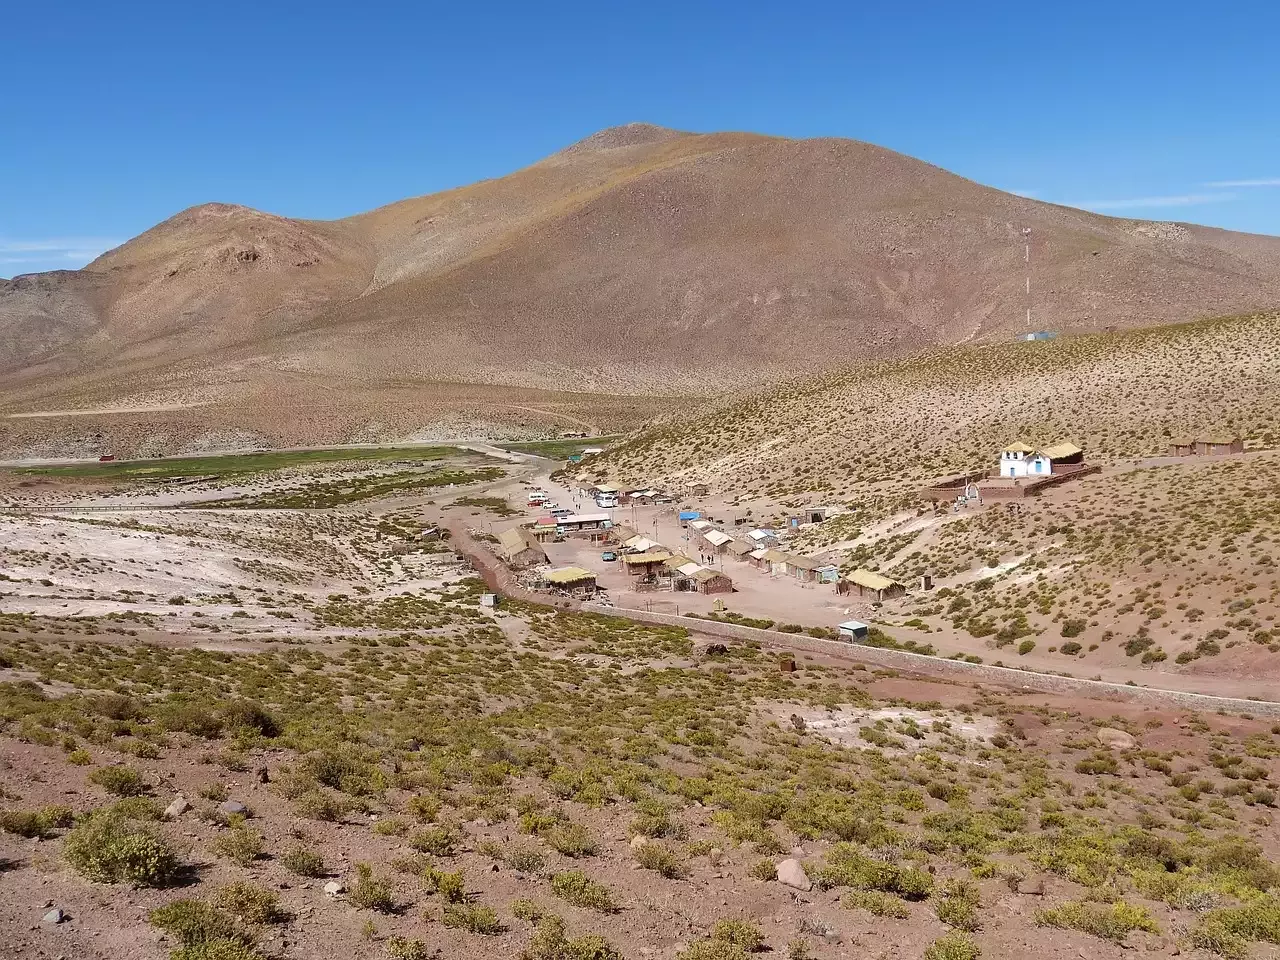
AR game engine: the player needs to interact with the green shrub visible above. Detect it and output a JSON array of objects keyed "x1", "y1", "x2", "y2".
[
  {"x1": 171, "y1": 941, "x2": 263, "y2": 960},
  {"x1": 843, "y1": 889, "x2": 910, "y2": 918},
  {"x1": 422, "y1": 867, "x2": 466, "y2": 903},
  {"x1": 634, "y1": 841, "x2": 688, "y2": 879},
  {"x1": 936, "y1": 879, "x2": 982, "y2": 931},
  {"x1": 386, "y1": 937, "x2": 432, "y2": 960},
  {"x1": 507, "y1": 845, "x2": 546, "y2": 874},
  {"x1": 350, "y1": 863, "x2": 395, "y2": 913},
  {"x1": 149, "y1": 899, "x2": 249, "y2": 947},
  {"x1": 0, "y1": 805, "x2": 74, "y2": 839},
  {"x1": 64, "y1": 811, "x2": 178, "y2": 886},
  {"x1": 1036, "y1": 900, "x2": 1158, "y2": 943},
  {"x1": 292, "y1": 789, "x2": 350, "y2": 822},
  {"x1": 211, "y1": 826, "x2": 264, "y2": 866},
  {"x1": 709, "y1": 919, "x2": 765, "y2": 951},
  {"x1": 281, "y1": 845, "x2": 326, "y2": 877},
  {"x1": 442, "y1": 903, "x2": 505, "y2": 935},
  {"x1": 212, "y1": 882, "x2": 283, "y2": 924},
  {"x1": 88, "y1": 765, "x2": 149, "y2": 797},
  {"x1": 409, "y1": 825, "x2": 459, "y2": 856},
  {"x1": 551, "y1": 870, "x2": 618, "y2": 912},
  {"x1": 522, "y1": 914, "x2": 624, "y2": 960},
  {"x1": 221, "y1": 700, "x2": 280, "y2": 738},
  {"x1": 545, "y1": 822, "x2": 596, "y2": 858},
  {"x1": 1190, "y1": 895, "x2": 1280, "y2": 959},
  {"x1": 748, "y1": 859, "x2": 777, "y2": 881},
  {"x1": 511, "y1": 898, "x2": 544, "y2": 922},
  {"x1": 924, "y1": 931, "x2": 980, "y2": 960}
]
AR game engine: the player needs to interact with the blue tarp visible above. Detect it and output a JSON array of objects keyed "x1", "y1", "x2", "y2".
[{"x1": 679, "y1": 511, "x2": 701, "y2": 521}]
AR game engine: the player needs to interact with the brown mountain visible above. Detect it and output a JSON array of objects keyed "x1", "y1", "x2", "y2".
[{"x1": 3, "y1": 122, "x2": 1280, "y2": 454}]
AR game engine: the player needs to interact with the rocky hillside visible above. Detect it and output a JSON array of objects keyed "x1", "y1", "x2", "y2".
[{"x1": 4, "y1": 124, "x2": 1280, "y2": 450}]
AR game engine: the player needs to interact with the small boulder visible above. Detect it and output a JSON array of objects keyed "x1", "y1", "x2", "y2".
[
  {"x1": 323, "y1": 881, "x2": 345, "y2": 898},
  {"x1": 776, "y1": 858, "x2": 812, "y2": 892},
  {"x1": 1096, "y1": 727, "x2": 1136, "y2": 750},
  {"x1": 1017, "y1": 876, "x2": 1046, "y2": 896},
  {"x1": 42, "y1": 909, "x2": 66, "y2": 925},
  {"x1": 164, "y1": 796, "x2": 191, "y2": 820},
  {"x1": 629, "y1": 835, "x2": 650, "y2": 851},
  {"x1": 219, "y1": 800, "x2": 248, "y2": 817}
]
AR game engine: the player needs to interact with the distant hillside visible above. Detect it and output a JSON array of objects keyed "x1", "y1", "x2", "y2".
[
  {"x1": 584, "y1": 312, "x2": 1280, "y2": 501},
  {"x1": 4, "y1": 123, "x2": 1280, "y2": 454}
]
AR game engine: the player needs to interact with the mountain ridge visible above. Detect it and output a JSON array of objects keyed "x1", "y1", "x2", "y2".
[{"x1": 3, "y1": 123, "x2": 1280, "y2": 453}]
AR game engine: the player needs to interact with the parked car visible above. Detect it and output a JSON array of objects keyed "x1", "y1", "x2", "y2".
[
  {"x1": 600, "y1": 551, "x2": 618, "y2": 562},
  {"x1": 550, "y1": 507, "x2": 572, "y2": 519}
]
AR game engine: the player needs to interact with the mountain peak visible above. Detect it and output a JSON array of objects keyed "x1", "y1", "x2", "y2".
[{"x1": 561, "y1": 122, "x2": 688, "y2": 154}]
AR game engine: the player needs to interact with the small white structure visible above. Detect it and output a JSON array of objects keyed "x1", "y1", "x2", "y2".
[
  {"x1": 479, "y1": 593, "x2": 498, "y2": 608},
  {"x1": 999, "y1": 442, "x2": 1052, "y2": 478},
  {"x1": 837, "y1": 619, "x2": 870, "y2": 641}
]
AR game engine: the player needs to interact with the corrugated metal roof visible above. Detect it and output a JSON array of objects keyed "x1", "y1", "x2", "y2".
[
  {"x1": 676, "y1": 561, "x2": 702, "y2": 576},
  {"x1": 704, "y1": 530, "x2": 733, "y2": 546},
  {"x1": 749, "y1": 548, "x2": 769, "y2": 559},
  {"x1": 560, "y1": 512, "x2": 610, "y2": 524},
  {"x1": 689, "y1": 519, "x2": 712, "y2": 530},
  {"x1": 727, "y1": 541, "x2": 753, "y2": 555}
]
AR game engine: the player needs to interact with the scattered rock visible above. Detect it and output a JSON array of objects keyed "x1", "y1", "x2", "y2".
[
  {"x1": 256, "y1": 766, "x2": 270, "y2": 784},
  {"x1": 1097, "y1": 727, "x2": 1136, "y2": 749},
  {"x1": 1017, "y1": 877, "x2": 1046, "y2": 896},
  {"x1": 164, "y1": 796, "x2": 191, "y2": 820},
  {"x1": 776, "y1": 858, "x2": 812, "y2": 892},
  {"x1": 219, "y1": 800, "x2": 248, "y2": 817},
  {"x1": 630, "y1": 836, "x2": 650, "y2": 851},
  {"x1": 42, "y1": 909, "x2": 66, "y2": 925},
  {"x1": 323, "y1": 881, "x2": 345, "y2": 898}
]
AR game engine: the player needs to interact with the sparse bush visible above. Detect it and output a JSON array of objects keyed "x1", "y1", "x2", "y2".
[
  {"x1": 507, "y1": 845, "x2": 546, "y2": 874},
  {"x1": 442, "y1": 903, "x2": 505, "y2": 935},
  {"x1": 213, "y1": 882, "x2": 283, "y2": 924},
  {"x1": 551, "y1": 870, "x2": 618, "y2": 912},
  {"x1": 63, "y1": 811, "x2": 178, "y2": 886},
  {"x1": 545, "y1": 822, "x2": 597, "y2": 858},
  {"x1": 89, "y1": 765, "x2": 149, "y2": 797},
  {"x1": 386, "y1": 937, "x2": 432, "y2": 960},
  {"x1": 0, "y1": 805, "x2": 73, "y2": 839},
  {"x1": 924, "y1": 931, "x2": 980, "y2": 960},
  {"x1": 843, "y1": 889, "x2": 910, "y2": 918},
  {"x1": 281, "y1": 845, "x2": 326, "y2": 877},
  {"x1": 409, "y1": 825, "x2": 459, "y2": 856},
  {"x1": 350, "y1": 863, "x2": 395, "y2": 913},
  {"x1": 1036, "y1": 900, "x2": 1158, "y2": 943},
  {"x1": 211, "y1": 826, "x2": 264, "y2": 866},
  {"x1": 634, "y1": 841, "x2": 688, "y2": 878},
  {"x1": 149, "y1": 899, "x2": 249, "y2": 948},
  {"x1": 748, "y1": 859, "x2": 777, "y2": 881}
]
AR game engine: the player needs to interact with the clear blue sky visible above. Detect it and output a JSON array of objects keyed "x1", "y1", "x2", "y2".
[{"x1": 4, "y1": 0, "x2": 1279, "y2": 275}]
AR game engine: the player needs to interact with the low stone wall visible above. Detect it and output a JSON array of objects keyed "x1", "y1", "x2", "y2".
[{"x1": 580, "y1": 603, "x2": 1280, "y2": 718}]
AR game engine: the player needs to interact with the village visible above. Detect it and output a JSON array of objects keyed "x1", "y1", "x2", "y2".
[{"x1": 483, "y1": 430, "x2": 1254, "y2": 648}]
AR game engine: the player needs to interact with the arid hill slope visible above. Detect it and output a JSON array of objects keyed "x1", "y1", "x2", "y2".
[{"x1": 4, "y1": 123, "x2": 1280, "y2": 446}]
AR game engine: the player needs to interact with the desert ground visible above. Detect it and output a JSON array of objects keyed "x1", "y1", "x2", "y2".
[{"x1": 3, "y1": 431, "x2": 1280, "y2": 960}]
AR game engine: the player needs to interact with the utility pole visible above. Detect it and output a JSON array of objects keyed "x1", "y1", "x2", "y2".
[{"x1": 1022, "y1": 227, "x2": 1033, "y2": 329}]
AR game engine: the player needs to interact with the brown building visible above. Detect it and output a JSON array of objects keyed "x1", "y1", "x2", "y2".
[
  {"x1": 1170, "y1": 435, "x2": 1244, "y2": 457},
  {"x1": 691, "y1": 568, "x2": 733, "y2": 594},
  {"x1": 495, "y1": 527, "x2": 548, "y2": 568},
  {"x1": 839, "y1": 568, "x2": 907, "y2": 601}
]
